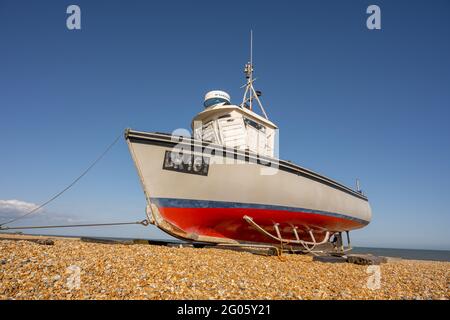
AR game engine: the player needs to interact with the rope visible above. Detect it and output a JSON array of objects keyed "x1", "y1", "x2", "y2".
[
  {"x1": 0, "y1": 219, "x2": 149, "y2": 231},
  {"x1": 277, "y1": 237, "x2": 287, "y2": 262},
  {"x1": 0, "y1": 133, "x2": 122, "y2": 227}
]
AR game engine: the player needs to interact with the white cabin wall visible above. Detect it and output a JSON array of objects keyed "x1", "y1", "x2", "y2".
[
  {"x1": 217, "y1": 111, "x2": 247, "y2": 150},
  {"x1": 194, "y1": 120, "x2": 219, "y2": 144},
  {"x1": 257, "y1": 130, "x2": 267, "y2": 155},
  {"x1": 265, "y1": 127, "x2": 275, "y2": 157},
  {"x1": 246, "y1": 125, "x2": 258, "y2": 154}
]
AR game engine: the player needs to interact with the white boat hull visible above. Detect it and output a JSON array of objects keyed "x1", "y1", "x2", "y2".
[{"x1": 126, "y1": 130, "x2": 372, "y2": 245}]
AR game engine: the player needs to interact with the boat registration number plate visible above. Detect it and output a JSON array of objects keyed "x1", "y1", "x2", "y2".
[{"x1": 163, "y1": 150, "x2": 210, "y2": 176}]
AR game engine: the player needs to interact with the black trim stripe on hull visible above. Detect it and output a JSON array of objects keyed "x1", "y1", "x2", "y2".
[{"x1": 125, "y1": 129, "x2": 369, "y2": 201}]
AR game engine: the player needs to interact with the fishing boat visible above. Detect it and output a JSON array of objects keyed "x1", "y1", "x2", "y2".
[{"x1": 125, "y1": 38, "x2": 372, "y2": 252}]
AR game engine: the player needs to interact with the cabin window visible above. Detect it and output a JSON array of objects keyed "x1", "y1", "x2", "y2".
[{"x1": 244, "y1": 118, "x2": 266, "y2": 133}]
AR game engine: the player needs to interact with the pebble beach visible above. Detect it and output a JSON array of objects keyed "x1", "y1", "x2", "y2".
[{"x1": 0, "y1": 234, "x2": 448, "y2": 300}]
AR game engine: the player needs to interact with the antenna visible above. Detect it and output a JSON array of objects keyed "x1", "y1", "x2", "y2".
[
  {"x1": 250, "y1": 29, "x2": 253, "y2": 77},
  {"x1": 250, "y1": 30, "x2": 253, "y2": 65},
  {"x1": 249, "y1": 29, "x2": 253, "y2": 110},
  {"x1": 241, "y1": 30, "x2": 269, "y2": 119},
  {"x1": 356, "y1": 178, "x2": 362, "y2": 193}
]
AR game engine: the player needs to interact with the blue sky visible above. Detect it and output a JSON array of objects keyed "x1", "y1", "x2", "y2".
[{"x1": 0, "y1": 0, "x2": 449, "y2": 250}]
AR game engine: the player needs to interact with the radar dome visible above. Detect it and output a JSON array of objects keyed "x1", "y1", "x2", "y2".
[{"x1": 203, "y1": 90, "x2": 231, "y2": 108}]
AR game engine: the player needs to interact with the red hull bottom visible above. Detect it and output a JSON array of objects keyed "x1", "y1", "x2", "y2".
[{"x1": 158, "y1": 207, "x2": 364, "y2": 244}]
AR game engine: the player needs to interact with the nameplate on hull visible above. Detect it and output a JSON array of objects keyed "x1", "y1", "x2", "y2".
[{"x1": 163, "y1": 150, "x2": 210, "y2": 176}]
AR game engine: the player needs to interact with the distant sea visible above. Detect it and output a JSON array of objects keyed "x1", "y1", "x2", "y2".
[{"x1": 351, "y1": 247, "x2": 450, "y2": 262}]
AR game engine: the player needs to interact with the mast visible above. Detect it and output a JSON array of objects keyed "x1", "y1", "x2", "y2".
[
  {"x1": 241, "y1": 30, "x2": 268, "y2": 119},
  {"x1": 249, "y1": 30, "x2": 253, "y2": 110}
]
